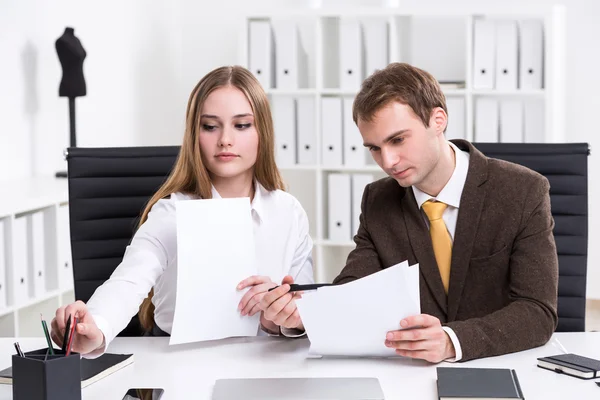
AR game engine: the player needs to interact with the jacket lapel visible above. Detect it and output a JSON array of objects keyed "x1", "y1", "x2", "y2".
[
  {"x1": 447, "y1": 140, "x2": 489, "y2": 321},
  {"x1": 401, "y1": 188, "x2": 448, "y2": 315}
]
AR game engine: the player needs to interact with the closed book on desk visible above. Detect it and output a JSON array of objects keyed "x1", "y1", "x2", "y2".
[
  {"x1": 0, "y1": 352, "x2": 134, "y2": 388},
  {"x1": 437, "y1": 367, "x2": 524, "y2": 400},
  {"x1": 537, "y1": 353, "x2": 600, "y2": 379}
]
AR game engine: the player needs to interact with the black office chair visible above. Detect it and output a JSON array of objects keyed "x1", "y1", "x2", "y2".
[
  {"x1": 474, "y1": 142, "x2": 589, "y2": 332},
  {"x1": 66, "y1": 146, "x2": 180, "y2": 336}
]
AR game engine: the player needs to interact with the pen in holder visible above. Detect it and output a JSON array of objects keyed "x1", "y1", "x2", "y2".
[{"x1": 12, "y1": 347, "x2": 82, "y2": 400}]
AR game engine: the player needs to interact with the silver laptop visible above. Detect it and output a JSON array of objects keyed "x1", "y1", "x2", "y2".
[{"x1": 212, "y1": 377, "x2": 385, "y2": 400}]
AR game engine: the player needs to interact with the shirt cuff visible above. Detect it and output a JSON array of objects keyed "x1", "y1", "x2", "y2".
[
  {"x1": 441, "y1": 326, "x2": 463, "y2": 362},
  {"x1": 260, "y1": 322, "x2": 281, "y2": 336},
  {"x1": 82, "y1": 314, "x2": 111, "y2": 359},
  {"x1": 280, "y1": 327, "x2": 306, "y2": 338}
]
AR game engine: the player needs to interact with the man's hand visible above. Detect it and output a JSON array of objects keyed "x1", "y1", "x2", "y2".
[
  {"x1": 385, "y1": 314, "x2": 455, "y2": 363},
  {"x1": 260, "y1": 275, "x2": 304, "y2": 330},
  {"x1": 236, "y1": 276, "x2": 278, "y2": 316}
]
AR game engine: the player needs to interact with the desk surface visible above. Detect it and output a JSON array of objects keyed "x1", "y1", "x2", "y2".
[{"x1": 0, "y1": 332, "x2": 598, "y2": 399}]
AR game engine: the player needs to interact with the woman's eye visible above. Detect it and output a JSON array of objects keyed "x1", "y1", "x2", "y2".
[
  {"x1": 236, "y1": 123, "x2": 252, "y2": 130},
  {"x1": 202, "y1": 124, "x2": 217, "y2": 131}
]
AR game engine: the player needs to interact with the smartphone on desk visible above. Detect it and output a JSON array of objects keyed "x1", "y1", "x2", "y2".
[{"x1": 122, "y1": 388, "x2": 164, "y2": 400}]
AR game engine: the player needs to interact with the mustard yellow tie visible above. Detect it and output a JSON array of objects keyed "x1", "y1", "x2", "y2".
[{"x1": 421, "y1": 200, "x2": 452, "y2": 294}]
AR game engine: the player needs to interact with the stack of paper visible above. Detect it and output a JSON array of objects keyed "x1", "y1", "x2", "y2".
[{"x1": 295, "y1": 261, "x2": 420, "y2": 357}]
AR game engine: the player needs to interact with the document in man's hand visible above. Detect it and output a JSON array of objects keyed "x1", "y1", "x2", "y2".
[
  {"x1": 295, "y1": 261, "x2": 420, "y2": 357},
  {"x1": 170, "y1": 198, "x2": 260, "y2": 345}
]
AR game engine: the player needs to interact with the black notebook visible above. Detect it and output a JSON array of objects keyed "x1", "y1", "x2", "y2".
[
  {"x1": 437, "y1": 367, "x2": 524, "y2": 400},
  {"x1": 0, "y1": 353, "x2": 134, "y2": 388},
  {"x1": 537, "y1": 353, "x2": 600, "y2": 379}
]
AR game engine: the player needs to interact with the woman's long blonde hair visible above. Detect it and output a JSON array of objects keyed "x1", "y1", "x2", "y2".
[{"x1": 137, "y1": 66, "x2": 285, "y2": 333}]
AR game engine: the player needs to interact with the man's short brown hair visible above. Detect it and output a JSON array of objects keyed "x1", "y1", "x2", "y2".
[{"x1": 352, "y1": 63, "x2": 447, "y2": 129}]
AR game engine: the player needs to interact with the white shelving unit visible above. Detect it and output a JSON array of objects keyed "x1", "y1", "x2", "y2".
[
  {"x1": 241, "y1": 5, "x2": 566, "y2": 283},
  {"x1": 0, "y1": 178, "x2": 74, "y2": 337}
]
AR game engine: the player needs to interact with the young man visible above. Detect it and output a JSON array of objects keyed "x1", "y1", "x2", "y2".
[{"x1": 261, "y1": 63, "x2": 558, "y2": 363}]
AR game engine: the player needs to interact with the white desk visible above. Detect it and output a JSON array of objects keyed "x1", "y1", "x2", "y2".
[{"x1": 0, "y1": 333, "x2": 598, "y2": 399}]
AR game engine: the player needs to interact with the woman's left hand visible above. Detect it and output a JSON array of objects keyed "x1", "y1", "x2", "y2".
[{"x1": 236, "y1": 275, "x2": 277, "y2": 316}]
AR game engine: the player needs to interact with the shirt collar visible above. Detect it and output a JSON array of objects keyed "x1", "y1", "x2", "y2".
[
  {"x1": 412, "y1": 141, "x2": 470, "y2": 209},
  {"x1": 211, "y1": 180, "x2": 266, "y2": 223}
]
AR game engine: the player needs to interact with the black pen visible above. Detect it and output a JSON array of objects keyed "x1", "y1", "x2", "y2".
[
  {"x1": 62, "y1": 314, "x2": 72, "y2": 353},
  {"x1": 268, "y1": 283, "x2": 334, "y2": 292},
  {"x1": 14, "y1": 342, "x2": 24, "y2": 357}
]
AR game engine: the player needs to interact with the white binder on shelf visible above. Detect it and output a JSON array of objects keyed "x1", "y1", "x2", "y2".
[
  {"x1": 272, "y1": 20, "x2": 308, "y2": 89},
  {"x1": 57, "y1": 205, "x2": 73, "y2": 291},
  {"x1": 495, "y1": 20, "x2": 518, "y2": 90},
  {"x1": 524, "y1": 100, "x2": 545, "y2": 142},
  {"x1": 9, "y1": 216, "x2": 29, "y2": 306},
  {"x1": 249, "y1": 20, "x2": 274, "y2": 89},
  {"x1": 351, "y1": 174, "x2": 373, "y2": 238},
  {"x1": 339, "y1": 18, "x2": 363, "y2": 90},
  {"x1": 474, "y1": 98, "x2": 499, "y2": 142},
  {"x1": 27, "y1": 212, "x2": 46, "y2": 299},
  {"x1": 328, "y1": 173, "x2": 352, "y2": 242},
  {"x1": 519, "y1": 20, "x2": 544, "y2": 90},
  {"x1": 321, "y1": 97, "x2": 343, "y2": 167},
  {"x1": 362, "y1": 18, "x2": 388, "y2": 78},
  {"x1": 472, "y1": 19, "x2": 496, "y2": 89},
  {"x1": 499, "y1": 100, "x2": 524, "y2": 143},
  {"x1": 343, "y1": 97, "x2": 367, "y2": 167},
  {"x1": 43, "y1": 208, "x2": 59, "y2": 292},
  {"x1": 445, "y1": 97, "x2": 466, "y2": 140},
  {"x1": 272, "y1": 96, "x2": 297, "y2": 167},
  {"x1": 296, "y1": 96, "x2": 316, "y2": 165},
  {"x1": 0, "y1": 220, "x2": 7, "y2": 310}
]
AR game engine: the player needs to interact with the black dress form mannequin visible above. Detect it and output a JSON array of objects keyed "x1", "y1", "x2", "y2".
[{"x1": 55, "y1": 27, "x2": 87, "y2": 178}]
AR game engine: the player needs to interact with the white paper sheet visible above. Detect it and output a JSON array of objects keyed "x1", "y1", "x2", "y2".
[
  {"x1": 170, "y1": 198, "x2": 260, "y2": 345},
  {"x1": 295, "y1": 261, "x2": 420, "y2": 357}
]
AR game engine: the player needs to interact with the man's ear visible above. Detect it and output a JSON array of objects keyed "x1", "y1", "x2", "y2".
[{"x1": 430, "y1": 107, "x2": 448, "y2": 135}]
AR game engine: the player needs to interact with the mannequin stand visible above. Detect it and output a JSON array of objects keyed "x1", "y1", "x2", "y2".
[{"x1": 55, "y1": 97, "x2": 76, "y2": 178}]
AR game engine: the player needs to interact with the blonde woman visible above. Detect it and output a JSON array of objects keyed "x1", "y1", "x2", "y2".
[{"x1": 50, "y1": 66, "x2": 314, "y2": 356}]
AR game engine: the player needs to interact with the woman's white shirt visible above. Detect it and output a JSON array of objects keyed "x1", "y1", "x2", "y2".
[{"x1": 86, "y1": 183, "x2": 314, "y2": 352}]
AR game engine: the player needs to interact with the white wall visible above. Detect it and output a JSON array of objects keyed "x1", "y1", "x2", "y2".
[
  {"x1": 561, "y1": 0, "x2": 600, "y2": 300},
  {"x1": 0, "y1": 0, "x2": 185, "y2": 179},
  {"x1": 2, "y1": 0, "x2": 599, "y2": 297}
]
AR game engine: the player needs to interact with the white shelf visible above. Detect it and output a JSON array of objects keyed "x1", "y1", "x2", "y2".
[
  {"x1": 317, "y1": 240, "x2": 356, "y2": 247},
  {"x1": 471, "y1": 89, "x2": 545, "y2": 97},
  {"x1": 319, "y1": 88, "x2": 466, "y2": 97},
  {"x1": 442, "y1": 89, "x2": 467, "y2": 96},
  {"x1": 280, "y1": 165, "x2": 318, "y2": 171},
  {"x1": 0, "y1": 178, "x2": 68, "y2": 218},
  {"x1": 19, "y1": 289, "x2": 63, "y2": 311},
  {"x1": 0, "y1": 177, "x2": 74, "y2": 337},
  {"x1": 243, "y1": 5, "x2": 566, "y2": 283},
  {"x1": 247, "y1": 6, "x2": 557, "y2": 19},
  {"x1": 267, "y1": 88, "x2": 318, "y2": 96},
  {"x1": 0, "y1": 288, "x2": 73, "y2": 318},
  {"x1": 321, "y1": 165, "x2": 382, "y2": 172},
  {"x1": 320, "y1": 89, "x2": 361, "y2": 96}
]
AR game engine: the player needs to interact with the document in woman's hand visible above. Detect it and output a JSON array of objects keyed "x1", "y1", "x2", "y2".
[
  {"x1": 170, "y1": 198, "x2": 260, "y2": 345},
  {"x1": 295, "y1": 261, "x2": 420, "y2": 357}
]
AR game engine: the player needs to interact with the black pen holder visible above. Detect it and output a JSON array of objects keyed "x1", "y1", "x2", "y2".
[{"x1": 12, "y1": 348, "x2": 81, "y2": 400}]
